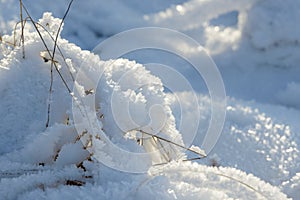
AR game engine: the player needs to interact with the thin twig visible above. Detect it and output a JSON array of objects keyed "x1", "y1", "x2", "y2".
[
  {"x1": 46, "y1": 0, "x2": 74, "y2": 127},
  {"x1": 19, "y1": 0, "x2": 25, "y2": 58},
  {"x1": 137, "y1": 130, "x2": 207, "y2": 158},
  {"x1": 50, "y1": 0, "x2": 75, "y2": 78},
  {"x1": 13, "y1": 17, "x2": 29, "y2": 46},
  {"x1": 209, "y1": 172, "x2": 269, "y2": 199},
  {"x1": 45, "y1": 61, "x2": 53, "y2": 128},
  {"x1": 51, "y1": 0, "x2": 74, "y2": 64},
  {"x1": 182, "y1": 157, "x2": 202, "y2": 162}
]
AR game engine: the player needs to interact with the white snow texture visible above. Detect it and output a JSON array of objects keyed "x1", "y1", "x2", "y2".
[{"x1": 0, "y1": 0, "x2": 299, "y2": 199}]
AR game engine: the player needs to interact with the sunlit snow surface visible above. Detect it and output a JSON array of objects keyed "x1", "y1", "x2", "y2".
[{"x1": 0, "y1": 0, "x2": 300, "y2": 199}]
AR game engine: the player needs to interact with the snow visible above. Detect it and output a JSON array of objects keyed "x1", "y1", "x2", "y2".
[
  {"x1": 276, "y1": 82, "x2": 300, "y2": 110},
  {"x1": 0, "y1": 0, "x2": 299, "y2": 199},
  {"x1": 169, "y1": 92, "x2": 300, "y2": 187},
  {"x1": 283, "y1": 173, "x2": 300, "y2": 199}
]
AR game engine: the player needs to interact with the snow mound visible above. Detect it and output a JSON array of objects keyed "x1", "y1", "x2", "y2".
[{"x1": 0, "y1": 12, "x2": 185, "y2": 168}]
